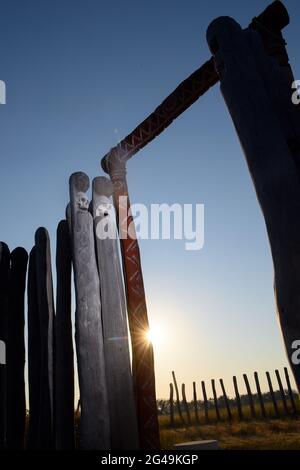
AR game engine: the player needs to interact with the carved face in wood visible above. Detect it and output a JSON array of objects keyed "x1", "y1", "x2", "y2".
[{"x1": 77, "y1": 192, "x2": 89, "y2": 211}]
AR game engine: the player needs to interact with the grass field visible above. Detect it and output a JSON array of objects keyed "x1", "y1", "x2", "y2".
[{"x1": 159, "y1": 402, "x2": 300, "y2": 450}]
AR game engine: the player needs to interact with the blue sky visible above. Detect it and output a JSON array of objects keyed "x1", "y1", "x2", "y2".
[{"x1": 1, "y1": 0, "x2": 300, "y2": 400}]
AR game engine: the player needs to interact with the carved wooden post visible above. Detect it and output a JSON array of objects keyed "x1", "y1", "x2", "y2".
[
  {"x1": 201, "y1": 380, "x2": 209, "y2": 424},
  {"x1": 169, "y1": 383, "x2": 174, "y2": 426},
  {"x1": 219, "y1": 378, "x2": 232, "y2": 422},
  {"x1": 69, "y1": 172, "x2": 110, "y2": 450},
  {"x1": 102, "y1": 156, "x2": 160, "y2": 450},
  {"x1": 35, "y1": 228, "x2": 55, "y2": 449},
  {"x1": 27, "y1": 247, "x2": 41, "y2": 449},
  {"x1": 284, "y1": 367, "x2": 297, "y2": 415},
  {"x1": 266, "y1": 371, "x2": 279, "y2": 418},
  {"x1": 181, "y1": 383, "x2": 191, "y2": 425},
  {"x1": 0, "y1": 242, "x2": 10, "y2": 450},
  {"x1": 7, "y1": 247, "x2": 28, "y2": 449},
  {"x1": 211, "y1": 379, "x2": 220, "y2": 421},
  {"x1": 55, "y1": 220, "x2": 74, "y2": 449},
  {"x1": 233, "y1": 376, "x2": 243, "y2": 420},
  {"x1": 92, "y1": 176, "x2": 139, "y2": 450},
  {"x1": 254, "y1": 372, "x2": 267, "y2": 419},
  {"x1": 172, "y1": 371, "x2": 184, "y2": 424},
  {"x1": 206, "y1": 9, "x2": 300, "y2": 392},
  {"x1": 193, "y1": 382, "x2": 200, "y2": 424},
  {"x1": 275, "y1": 369, "x2": 289, "y2": 415}
]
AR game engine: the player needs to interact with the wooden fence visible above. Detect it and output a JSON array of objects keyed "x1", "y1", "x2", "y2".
[{"x1": 168, "y1": 368, "x2": 299, "y2": 426}]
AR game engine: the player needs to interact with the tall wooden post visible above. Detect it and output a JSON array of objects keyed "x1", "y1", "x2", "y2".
[
  {"x1": 284, "y1": 367, "x2": 297, "y2": 415},
  {"x1": 219, "y1": 378, "x2": 232, "y2": 422},
  {"x1": 206, "y1": 9, "x2": 300, "y2": 392},
  {"x1": 211, "y1": 379, "x2": 220, "y2": 421},
  {"x1": 181, "y1": 383, "x2": 192, "y2": 425},
  {"x1": 172, "y1": 371, "x2": 184, "y2": 424},
  {"x1": 266, "y1": 371, "x2": 279, "y2": 418},
  {"x1": 55, "y1": 220, "x2": 74, "y2": 449},
  {"x1": 169, "y1": 383, "x2": 174, "y2": 426},
  {"x1": 233, "y1": 376, "x2": 243, "y2": 420},
  {"x1": 35, "y1": 228, "x2": 55, "y2": 449},
  {"x1": 92, "y1": 176, "x2": 139, "y2": 449},
  {"x1": 201, "y1": 380, "x2": 209, "y2": 424},
  {"x1": 275, "y1": 369, "x2": 289, "y2": 415},
  {"x1": 193, "y1": 382, "x2": 200, "y2": 424},
  {"x1": 69, "y1": 172, "x2": 110, "y2": 450},
  {"x1": 254, "y1": 372, "x2": 267, "y2": 419},
  {"x1": 7, "y1": 247, "x2": 28, "y2": 449},
  {"x1": 243, "y1": 373, "x2": 256, "y2": 419},
  {"x1": 0, "y1": 242, "x2": 10, "y2": 450},
  {"x1": 27, "y1": 247, "x2": 41, "y2": 449},
  {"x1": 102, "y1": 157, "x2": 160, "y2": 450}
]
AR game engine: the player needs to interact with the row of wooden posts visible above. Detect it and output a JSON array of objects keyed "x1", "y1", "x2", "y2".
[{"x1": 169, "y1": 368, "x2": 298, "y2": 425}]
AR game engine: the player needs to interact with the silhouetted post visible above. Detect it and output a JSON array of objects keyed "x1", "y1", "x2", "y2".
[
  {"x1": 92, "y1": 177, "x2": 139, "y2": 450},
  {"x1": 0, "y1": 242, "x2": 10, "y2": 450},
  {"x1": 233, "y1": 376, "x2": 243, "y2": 420},
  {"x1": 243, "y1": 374, "x2": 256, "y2": 419},
  {"x1": 254, "y1": 372, "x2": 266, "y2": 419},
  {"x1": 55, "y1": 220, "x2": 74, "y2": 450},
  {"x1": 27, "y1": 247, "x2": 41, "y2": 449},
  {"x1": 219, "y1": 378, "x2": 232, "y2": 422},
  {"x1": 193, "y1": 382, "x2": 200, "y2": 424},
  {"x1": 275, "y1": 369, "x2": 289, "y2": 415},
  {"x1": 35, "y1": 228, "x2": 55, "y2": 449},
  {"x1": 211, "y1": 379, "x2": 220, "y2": 421},
  {"x1": 172, "y1": 371, "x2": 184, "y2": 424},
  {"x1": 7, "y1": 248, "x2": 28, "y2": 450},
  {"x1": 69, "y1": 172, "x2": 110, "y2": 450},
  {"x1": 266, "y1": 371, "x2": 279, "y2": 418},
  {"x1": 206, "y1": 7, "x2": 300, "y2": 393},
  {"x1": 181, "y1": 383, "x2": 191, "y2": 425},
  {"x1": 201, "y1": 381, "x2": 209, "y2": 424},
  {"x1": 284, "y1": 367, "x2": 297, "y2": 415},
  {"x1": 169, "y1": 384, "x2": 174, "y2": 426}
]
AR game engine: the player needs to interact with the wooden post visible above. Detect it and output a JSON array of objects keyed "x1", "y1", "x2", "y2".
[
  {"x1": 243, "y1": 373, "x2": 256, "y2": 419},
  {"x1": 181, "y1": 383, "x2": 191, "y2": 425},
  {"x1": 206, "y1": 10, "x2": 300, "y2": 393},
  {"x1": 55, "y1": 220, "x2": 74, "y2": 450},
  {"x1": 284, "y1": 367, "x2": 297, "y2": 415},
  {"x1": 0, "y1": 242, "x2": 10, "y2": 450},
  {"x1": 27, "y1": 247, "x2": 41, "y2": 449},
  {"x1": 266, "y1": 371, "x2": 279, "y2": 418},
  {"x1": 211, "y1": 379, "x2": 220, "y2": 421},
  {"x1": 275, "y1": 369, "x2": 289, "y2": 415},
  {"x1": 169, "y1": 383, "x2": 174, "y2": 426},
  {"x1": 7, "y1": 248, "x2": 28, "y2": 449},
  {"x1": 233, "y1": 376, "x2": 243, "y2": 420},
  {"x1": 92, "y1": 176, "x2": 139, "y2": 449},
  {"x1": 35, "y1": 228, "x2": 55, "y2": 449},
  {"x1": 172, "y1": 371, "x2": 184, "y2": 424},
  {"x1": 69, "y1": 172, "x2": 110, "y2": 450},
  {"x1": 254, "y1": 372, "x2": 267, "y2": 419},
  {"x1": 193, "y1": 382, "x2": 200, "y2": 424},
  {"x1": 219, "y1": 378, "x2": 232, "y2": 422},
  {"x1": 201, "y1": 380, "x2": 209, "y2": 424},
  {"x1": 104, "y1": 158, "x2": 160, "y2": 450}
]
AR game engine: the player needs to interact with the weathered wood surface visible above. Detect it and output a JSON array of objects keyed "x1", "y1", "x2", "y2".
[
  {"x1": 233, "y1": 376, "x2": 243, "y2": 420},
  {"x1": 69, "y1": 172, "x2": 110, "y2": 450},
  {"x1": 172, "y1": 371, "x2": 184, "y2": 424},
  {"x1": 243, "y1": 373, "x2": 256, "y2": 419},
  {"x1": 181, "y1": 383, "x2": 191, "y2": 425},
  {"x1": 27, "y1": 247, "x2": 41, "y2": 449},
  {"x1": 0, "y1": 242, "x2": 10, "y2": 449},
  {"x1": 275, "y1": 369, "x2": 289, "y2": 415},
  {"x1": 266, "y1": 371, "x2": 279, "y2": 418},
  {"x1": 55, "y1": 220, "x2": 74, "y2": 449},
  {"x1": 211, "y1": 379, "x2": 220, "y2": 421},
  {"x1": 284, "y1": 367, "x2": 297, "y2": 415},
  {"x1": 254, "y1": 371, "x2": 266, "y2": 419},
  {"x1": 169, "y1": 383, "x2": 174, "y2": 426},
  {"x1": 92, "y1": 176, "x2": 139, "y2": 449},
  {"x1": 201, "y1": 380, "x2": 209, "y2": 424},
  {"x1": 192, "y1": 381, "x2": 200, "y2": 424},
  {"x1": 219, "y1": 378, "x2": 232, "y2": 421},
  {"x1": 35, "y1": 227, "x2": 55, "y2": 449},
  {"x1": 7, "y1": 247, "x2": 28, "y2": 449},
  {"x1": 206, "y1": 14, "x2": 300, "y2": 392}
]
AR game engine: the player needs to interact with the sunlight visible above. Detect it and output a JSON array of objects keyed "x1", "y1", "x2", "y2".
[{"x1": 146, "y1": 324, "x2": 164, "y2": 349}]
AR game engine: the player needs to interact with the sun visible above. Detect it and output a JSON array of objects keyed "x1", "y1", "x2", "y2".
[{"x1": 145, "y1": 325, "x2": 163, "y2": 348}]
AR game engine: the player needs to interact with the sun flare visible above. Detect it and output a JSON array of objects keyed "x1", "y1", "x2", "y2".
[{"x1": 145, "y1": 325, "x2": 164, "y2": 348}]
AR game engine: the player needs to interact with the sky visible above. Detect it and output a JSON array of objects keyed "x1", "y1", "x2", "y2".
[{"x1": 1, "y1": 0, "x2": 300, "y2": 401}]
